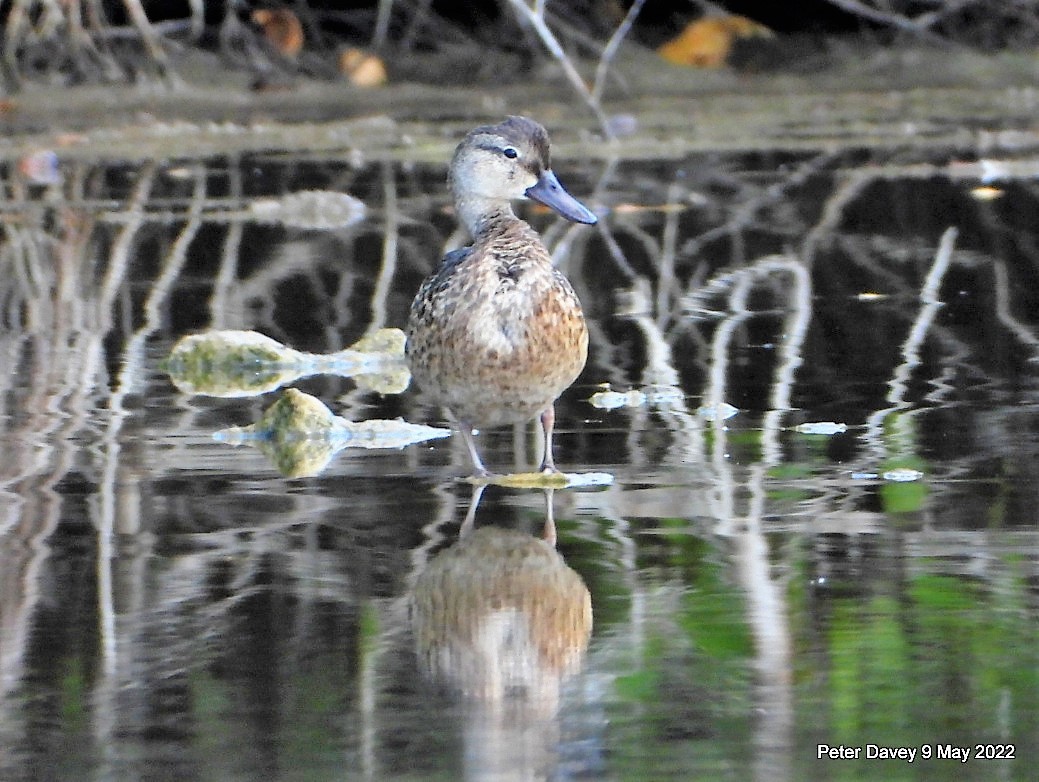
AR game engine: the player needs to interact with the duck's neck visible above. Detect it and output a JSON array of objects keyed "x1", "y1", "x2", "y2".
[{"x1": 454, "y1": 195, "x2": 521, "y2": 239}]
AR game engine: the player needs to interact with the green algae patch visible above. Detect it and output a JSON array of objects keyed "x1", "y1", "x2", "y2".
[
  {"x1": 215, "y1": 388, "x2": 450, "y2": 477},
  {"x1": 466, "y1": 471, "x2": 614, "y2": 489},
  {"x1": 163, "y1": 328, "x2": 408, "y2": 398}
]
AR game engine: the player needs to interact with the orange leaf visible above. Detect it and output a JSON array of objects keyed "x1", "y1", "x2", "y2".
[
  {"x1": 339, "y1": 48, "x2": 388, "y2": 88},
  {"x1": 658, "y1": 15, "x2": 772, "y2": 68},
  {"x1": 253, "y1": 9, "x2": 304, "y2": 58}
]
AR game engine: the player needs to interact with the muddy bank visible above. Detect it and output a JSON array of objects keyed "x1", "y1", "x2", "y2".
[{"x1": 2, "y1": 44, "x2": 1038, "y2": 164}]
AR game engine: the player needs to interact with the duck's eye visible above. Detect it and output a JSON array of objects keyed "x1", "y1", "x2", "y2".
[{"x1": 502, "y1": 147, "x2": 519, "y2": 159}]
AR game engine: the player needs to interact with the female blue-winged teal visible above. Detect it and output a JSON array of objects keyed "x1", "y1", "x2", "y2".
[{"x1": 406, "y1": 116, "x2": 597, "y2": 476}]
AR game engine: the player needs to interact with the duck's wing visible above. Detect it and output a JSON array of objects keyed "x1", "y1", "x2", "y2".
[{"x1": 438, "y1": 246, "x2": 471, "y2": 273}]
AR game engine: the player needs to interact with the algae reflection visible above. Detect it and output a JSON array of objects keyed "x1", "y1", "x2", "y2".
[{"x1": 163, "y1": 327, "x2": 449, "y2": 477}]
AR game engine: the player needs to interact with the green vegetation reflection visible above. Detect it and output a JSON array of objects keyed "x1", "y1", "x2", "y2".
[
  {"x1": 604, "y1": 533, "x2": 755, "y2": 779},
  {"x1": 802, "y1": 568, "x2": 1038, "y2": 779}
]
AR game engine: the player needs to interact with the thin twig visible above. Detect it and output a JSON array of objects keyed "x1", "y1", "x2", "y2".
[
  {"x1": 120, "y1": 0, "x2": 180, "y2": 86},
  {"x1": 369, "y1": 161, "x2": 400, "y2": 334},
  {"x1": 820, "y1": 0, "x2": 950, "y2": 44},
  {"x1": 503, "y1": 0, "x2": 615, "y2": 140},
  {"x1": 592, "y1": 0, "x2": 646, "y2": 104},
  {"x1": 372, "y1": 0, "x2": 394, "y2": 49}
]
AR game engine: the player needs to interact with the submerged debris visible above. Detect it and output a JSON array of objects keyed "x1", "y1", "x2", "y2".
[
  {"x1": 643, "y1": 385, "x2": 686, "y2": 408},
  {"x1": 248, "y1": 190, "x2": 367, "y2": 230},
  {"x1": 215, "y1": 388, "x2": 450, "y2": 477},
  {"x1": 850, "y1": 468, "x2": 925, "y2": 483},
  {"x1": 696, "y1": 401, "x2": 739, "y2": 421},
  {"x1": 882, "y1": 468, "x2": 924, "y2": 482},
  {"x1": 795, "y1": 421, "x2": 848, "y2": 435},
  {"x1": 162, "y1": 327, "x2": 407, "y2": 397},
  {"x1": 589, "y1": 388, "x2": 646, "y2": 410},
  {"x1": 588, "y1": 383, "x2": 685, "y2": 410}
]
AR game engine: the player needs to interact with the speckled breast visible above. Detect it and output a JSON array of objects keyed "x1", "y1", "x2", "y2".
[{"x1": 406, "y1": 257, "x2": 588, "y2": 427}]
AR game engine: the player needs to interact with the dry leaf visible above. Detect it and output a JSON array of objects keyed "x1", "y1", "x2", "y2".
[
  {"x1": 339, "y1": 48, "x2": 388, "y2": 88},
  {"x1": 252, "y1": 8, "x2": 304, "y2": 58},
  {"x1": 658, "y1": 15, "x2": 772, "y2": 68}
]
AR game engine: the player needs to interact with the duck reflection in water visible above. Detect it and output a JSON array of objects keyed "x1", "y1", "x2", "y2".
[
  {"x1": 405, "y1": 116, "x2": 597, "y2": 477},
  {"x1": 410, "y1": 485, "x2": 593, "y2": 778}
]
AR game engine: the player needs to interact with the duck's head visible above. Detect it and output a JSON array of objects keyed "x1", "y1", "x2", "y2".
[{"x1": 450, "y1": 116, "x2": 597, "y2": 231}]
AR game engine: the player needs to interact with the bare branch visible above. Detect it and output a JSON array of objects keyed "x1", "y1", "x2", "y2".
[
  {"x1": 503, "y1": 0, "x2": 615, "y2": 139},
  {"x1": 821, "y1": 0, "x2": 952, "y2": 44},
  {"x1": 592, "y1": 0, "x2": 646, "y2": 104}
]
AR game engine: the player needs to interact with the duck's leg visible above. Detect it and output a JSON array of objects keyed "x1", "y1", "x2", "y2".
[
  {"x1": 542, "y1": 488, "x2": 556, "y2": 546},
  {"x1": 459, "y1": 421, "x2": 490, "y2": 477},
  {"x1": 538, "y1": 405, "x2": 559, "y2": 473},
  {"x1": 460, "y1": 483, "x2": 487, "y2": 538}
]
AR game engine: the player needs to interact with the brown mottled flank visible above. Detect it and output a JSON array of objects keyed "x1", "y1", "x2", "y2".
[
  {"x1": 405, "y1": 116, "x2": 596, "y2": 475},
  {"x1": 407, "y1": 221, "x2": 587, "y2": 425}
]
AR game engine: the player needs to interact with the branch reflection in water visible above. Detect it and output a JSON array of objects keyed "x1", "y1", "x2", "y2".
[
  {"x1": 410, "y1": 484, "x2": 592, "y2": 779},
  {"x1": 3, "y1": 123, "x2": 1039, "y2": 781}
]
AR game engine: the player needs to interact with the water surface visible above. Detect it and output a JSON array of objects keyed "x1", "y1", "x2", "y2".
[{"x1": 1, "y1": 133, "x2": 1038, "y2": 781}]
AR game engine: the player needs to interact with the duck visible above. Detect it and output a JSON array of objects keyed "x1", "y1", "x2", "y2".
[{"x1": 405, "y1": 116, "x2": 597, "y2": 476}]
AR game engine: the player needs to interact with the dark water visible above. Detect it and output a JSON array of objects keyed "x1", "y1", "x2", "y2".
[{"x1": 2, "y1": 138, "x2": 1038, "y2": 782}]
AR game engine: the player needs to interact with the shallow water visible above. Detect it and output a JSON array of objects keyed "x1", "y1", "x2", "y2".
[{"x1": 1, "y1": 134, "x2": 1038, "y2": 782}]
